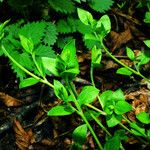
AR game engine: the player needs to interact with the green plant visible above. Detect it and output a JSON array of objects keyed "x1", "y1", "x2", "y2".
[{"x1": 1, "y1": 6, "x2": 150, "y2": 150}]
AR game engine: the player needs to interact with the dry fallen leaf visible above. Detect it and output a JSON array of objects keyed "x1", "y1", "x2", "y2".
[
  {"x1": 125, "y1": 89, "x2": 150, "y2": 115},
  {"x1": 109, "y1": 24, "x2": 132, "y2": 52},
  {"x1": 0, "y1": 92, "x2": 23, "y2": 107},
  {"x1": 13, "y1": 119, "x2": 35, "y2": 150}
]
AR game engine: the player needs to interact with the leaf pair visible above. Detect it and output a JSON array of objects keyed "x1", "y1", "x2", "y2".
[
  {"x1": 42, "y1": 40, "x2": 79, "y2": 81},
  {"x1": 100, "y1": 89, "x2": 132, "y2": 127}
]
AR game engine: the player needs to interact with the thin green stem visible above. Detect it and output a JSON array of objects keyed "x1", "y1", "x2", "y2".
[
  {"x1": 100, "y1": 41, "x2": 150, "y2": 83},
  {"x1": 90, "y1": 112, "x2": 111, "y2": 136},
  {"x1": 32, "y1": 53, "x2": 46, "y2": 80},
  {"x1": 66, "y1": 79, "x2": 104, "y2": 150},
  {"x1": 85, "y1": 104, "x2": 106, "y2": 115},
  {"x1": 2, "y1": 46, "x2": 54, "y2": 88},
  {"x1": 90, "y1": 64, "x2": 95, "y2": 86}
]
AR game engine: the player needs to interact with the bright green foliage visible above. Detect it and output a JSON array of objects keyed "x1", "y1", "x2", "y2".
[
  {"x1": 100, "y1": 89, "x2": 132, "y2": 127},
  {"x1": 71, "y1": 124, "x2": 87, "y2": 149},
  {"x1": 19, "y1": 77, "x2": 40, "y2": 88},
  {"x1": 2, "y1": 21, "x2": 57, "y2": 80},
  {"x1": 54, "y1": 80, "x2": 68, "y2": 102},
  {"x1": 78, "y1": 86, "x2": 99, "y2": 106},
  {"x1": 130, "y1": 122, "x2": 147, "y2": 138},
  {"x1": 77, "y1": 8, "x2": 94, "y2": 26},
  {"x1": 56, "y1": 17, "x2": 77, "y2": 34},
  {"x1": 47, "y1": 104, "x2": 75, "y2": 116},
  {"x1": 144, "y1": 39, "x2": 150, "y2": 48},
  {"x1": 19, "y1": 35, "x2": 34, "y2": 54},
  {"x1": 136, "y1": 112, "x2": 150, "y2": 124},
  {"x1": 89, "y1": 0, "x2": 114, "y2": 13},
  {"x1": 126, "y1": 47, "x2": 135, "y2": 61},
  {"x1": 42, "y1": 40, "x2": 79, "y2": 80},
  {"x1": 104, "y1": 129, "x2": 128, "y2": 150},
  {"x1": 116, "y1": 67, "x2": 132, "y2": 76},
  {"x1": 144, "y1": 11, "x2": 150, "y2": 23},
  {"x1": 48, "y1": 0, "x2": 75, "y2": 14},
  {"x1": 92, "y1": 46, "x2": 102, "y2": 68}
]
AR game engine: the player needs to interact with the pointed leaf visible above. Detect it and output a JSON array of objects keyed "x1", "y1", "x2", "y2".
[
  {"x1": 115, "y1": 101, "x2": 132, "y2": 115},
  {"x1": 136, "y1": 112, "x2": 150, "y2": 124},
  {"x1": 126, "y1": 47, "x2": 135, "y2": 61},
  {"x1": 77, "y1": 8, "x2": 93, "y2": 26},
  {"x1": 78, "y1": 86, "x2": 99, "y2": 106},
  {"x1": 72, "y1": 124, "x2": 87, "y2": 145},
  {"x1": 19, "y1": 35, "x2": 34, "y2": 54},
  {"x1": 54, "y1": 80, "x2": 68, "y2": 101},
  {"x1": 42, "y1": 57, "x2": 59, "y2": 76},
  {"x1": 19, "y1": 77, "x2": 39, "y2": 88},
  {"x1": 47, "y1": 104, "x2": 75, "y2": 116},
  {"x1": 116, "y1": 67, "x2": 132, "y2": 76}
]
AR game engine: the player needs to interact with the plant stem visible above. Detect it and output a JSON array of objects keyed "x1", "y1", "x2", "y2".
[
  {"x1": 85, "y1": 104, "x2": 106, "y2": 115},
  {"x1": 100, "y1": 41, "x2": 150, "y2": 83},
  {"x1": 90, "y1": 112, "x2": 111, "y2": 136},
  {"x1": 66, "y1": 79, "x2": 104, "y2": 150},
  {"x1": 90, "y1": 64, "x2": 95, "y2": 86},
  {"x1": 2, "y1": 46, "x2": 54, "y2": 88}
]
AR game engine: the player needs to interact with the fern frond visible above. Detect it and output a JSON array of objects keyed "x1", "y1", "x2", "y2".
[
  {"x1": 35, "y1": 45, "x2": 56, "y2": 58},
  {"x1": 56, "y1": 17, "x2": 77, "y2": 34},
  {"x1": 89, "y1": 0, "x2": 114, "y2": 13},
  {"x1": 48, "y1": 0, "x2": 75, "y2": 14},
  {"x1": 19, "y1": 21, "x2": 47, "y2": 45},
  {"x1": 57, "y1": 36, "x2": 74, "y2": 49},
  {"x1": 43, "y1": 22, "x2": 58, "y2": 46}
]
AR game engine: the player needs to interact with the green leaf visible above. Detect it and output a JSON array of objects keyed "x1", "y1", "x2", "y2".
[
  {"x1": 144, "y1": 40, "x2": 150, "y2": 48},
  {"x1": 136, "y1": 112, "x2": 150, "y2": 124},
  {"x1": 43, "y1": 22, "x2": 58, "y2": 46},
  {"x1": 19, "y1": 21, "x2": 47, "y2": 45},
  {"x1": 112, "y1": 89, "x2": 125, "y2": 101},
  {"x1": 116, "y1": 67, "x2": 132, "y2": 76},
  {"x1": 19, "y1": 77, "x2": 39, "y2": 88},
  {"x1": 19, "y1": 35, "x2": 34, "y2": 54},
  {"x1": 130, "y1": 122, "x2": 146, "y2": 137},
  {"x1": 106, "y1": 114, "x2": 122, "y2": 127},
  {"x1": 96, "y1": 15, "x2": 111, "y2": 37},
  {"x1": 144, "y1": 11, "x2": 150, "y2": 23},
  {"x1": 100, "y1": 90, "x2": 113, "y2": 108},
  {"x1": 78, "y1": 86, "x2": 99, "y2": 106},
  {"x1": 35, "y1": 45, "x2": 56, "y2": 58},
  {"x1": 60, "y1": 40, "x2": 77, "y2": 66},
  {"x1": 47, "y1": 104, "x2": 75, "y2": 116},
  {"x1": 60, "y1": 40, "x2": 79, "y2": 80},
  {"x1": 54, "y1": 80, "x2": 68, "y2": 102},
  {"x1": 114, "y1": 101, "x2": 132, "y2": 115},
  {"x1": 92, "y1": 46, "x2": 102, "y2": 67},
  {"x1": 48, "y1": 0, "x2": 75, "y2": 14},
  {"x1": 72, "y1": 124, "x2": 87, "y2": 145},
  {"x1": 137, "y1": 51, "x2": 150, "y2": 66},
  {"x1": 104, "y1": 135, "x2": 120, "y2": 150},
  {"x1": 89, "y1": 0, "x2": 114, "y2": 13},
  {"x1": 126, "y1": 47, "x2": 135, "y2": 61},
  {"x1": 42, "y1": 57, "x2": 59, "y2": 76},
  {"x1": 77, "y1": 8, "x2": 93, "y2": 26}
]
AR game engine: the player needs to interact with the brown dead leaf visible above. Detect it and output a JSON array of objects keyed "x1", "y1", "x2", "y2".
[
  {"x1": 0, "y1": 92, "x2": 23, "y2": 107},
  {"x1": 125, "y1": 89, "x2": 150, "y2": 115},
  {"x1": 13, "y1": 119, "x2": 35, "y2": 150},
  {"x1": 110, "y1": 24, "x2": 132, "y2": 52}
]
